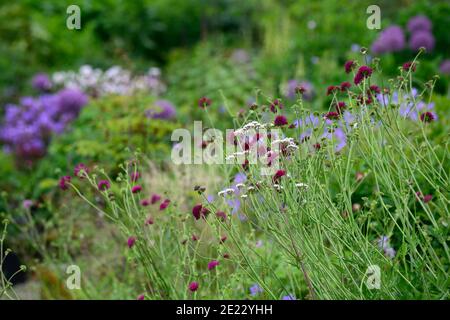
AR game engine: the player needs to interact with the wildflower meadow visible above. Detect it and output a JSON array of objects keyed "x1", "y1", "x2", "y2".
[{"x1": 0, "y1": 0, "x2": 449, "y2": 305}]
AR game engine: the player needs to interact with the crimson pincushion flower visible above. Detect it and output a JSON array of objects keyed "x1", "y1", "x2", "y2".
[
  {"x1": 335, "y1": 102, "x2": 346, "y2": 114},
  {"x1": 324, "y1": 111, "x2": 340, "y2": 120},
  {"x1": 131, "y1": 185, "x2": 142, "y2": 193},
  {"x1": 273, "y1": 169, "x2": 286, "y2": 182},
  {"x1": 344, "y1": 60, "x2": 356, "y2": 73},
  {"x1": 140, "y1": 199, "x2": 150, "y2": 206},
  {"x1": 151, "y1": 194, "x2": 161, "y2": 204},
  {"x1": 402, "y1": 62, "x2": 416, "y2": 72},
  {"x1": 369, "y1": 85, "x2": 381, "y2": 94},
  {"x1": 74, "y1": 163, "x2": 89, "y2": 179},
  {"x1": 159, "y1": 199, "x2": 170, "y2": 210},
  {"x1": 198, "y1": 97, "x2": 211, "y2": 109},
  {"x1": 59, "y1": 176, "x2": 71, "y2": 190},
  {"x1": 97, "y1": 179, "x2": 110, "y2": 191},
  {"x1": 269, "y1": 99, "x2": 283, "y2": 113},
  {"x1": 127, "y1": 236, "x2": 136, "y2": 248},
  {"x1": 207, "y1": 260, "x2": 219, "y2": 270},
  {"x1": 420, "y1": 112, "x2": 435, "y2": 123},
  {"x1": 192, "y1": 204, "x2": 210, "y2": 220},
  {"x1": 326, "y1": 85, "x2": 338, "y2": 96},
  {"x1": 295, "y1": 85, "x2": 307, "y2": 95},
  {"x1": 130, "y1": 171, "x2": 140, "y2": 182},
  {"x1": 354, "y1": 66, "x2": 373, "y2": 85},
  {"x1": 188, "y1": 281, "x2": 199, "y2": 292},
  {"x1": 340, "y1": 81, "x2": 351, "y2": 91},
  {"x1": 216, "y1": 211, "x2": 227, "y2": 221},
  {"x1": 137, "y1": 294, "x2": 145, "y2": 300},
  {"x1": 274, "y1": 115, "x2": 288, "y2": 127}
]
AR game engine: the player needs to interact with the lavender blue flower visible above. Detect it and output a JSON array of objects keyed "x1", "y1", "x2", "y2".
[
  {"x1": 146, "y1": 99, "x2": 176, "y2": 120},
  {"x1": 31, "y1": 73, "x2": 52, "y2": 92},
  {"x1": 439, "y1": 59, "x2": 450, "y2": 75},
  {"x1": 249, "y1": 284, "x2": 263, "y2": 296}
]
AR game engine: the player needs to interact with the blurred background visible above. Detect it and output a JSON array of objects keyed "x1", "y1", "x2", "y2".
[{"x1": 0, "y1": 0, "x2": 449, "y2": 299}]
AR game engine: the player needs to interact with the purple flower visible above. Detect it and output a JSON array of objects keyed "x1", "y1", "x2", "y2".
[
  {"x1": 371, "y1": 25, "x2": 405, "y2": 54},
  {"x1": 22, "y1": 199, "x2": 34, "y2": 209},
  {"x1": 207, "y1": 260, "x2": 219, "y2": 270},
  {"x1": 250, "y1": 284, "x2": 263, "y2": 296},
  {"x1": 59, "y1": 176, "x2": 71, "y2": 190},
  {"x1": 282, "y1": 294, "x2": 296, "y2": 300},
  {"x1": 127, "y1": 236, "x2": 136, "y2": 248},
  {"x1": 409, "y1": 31, "x2": 435, "y2": 52},
  {"x1": 97, "y1": 180, "x2": 110, "y2": 191},
  {"x1": 74, "y1": 163, "x2": 89, "y2": 179},
  {"x1": 439, "y1": 60, "x2": 450, "y2": 75},
  {"x1": 407, "y1": 15, "x2": 432, "y2": 33},
  {"x1": 354, "y1": 66, "x2": 373, "y2": 85},
  {"x1": 31, "y1": 73, "x2": 52, "y2": 92},
  {"x1": 188, "y1": 281, "x2": 199, "y2": 292},
  {"x1": 146, "y1": 99, "x2": 176, "y2": 120},
  {"x1": 284, "y1": 80, "x2": 314, "y2": 101},
  {"x1": 131, "y1": 185, "x2": 142, "y2": 193}
]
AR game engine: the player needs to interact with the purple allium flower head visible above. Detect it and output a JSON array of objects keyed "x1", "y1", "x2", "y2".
[
  {"x1": 282, "y1": 294, "x2": 296, "y2": 300},
  {"x1": 188, "y1": 281, "x2": 199, "y2": 292},
  {"x1": 32, "y1": 73, "x2": 52, "y2": 92},
  {"x1": 407, "y1": 15, "x2": 432, "y2": 33},
  {"x1": 127, "y1": 236, "x2": 136, "y2": 248},
  {"x1": 56, "y1": 88, "x2": 88, "y2": 119},
  {"x1": 207, "y1": 260, "x2": 219, "y2": 270},
  {"x1": 409, "y1": 31, "x2": 435, "y2": 52},
  {"x1": 146, "y1": 99, "x2": 176, "y2": 120},
  {"x1": 439, "y1": 60, "x2": 450, "y2": 75},
  {"x1": 97, "y1": 180, "x2": 110, "y2": 191},
  {"x1": 250, "y1": 284, "x2": 263, "y2": 296},
  {"x1": 371, "y1": 25, "x2": 405, "y2": 54},
  {"x1": 59, "y1": 176, "x2": 71, "y2": 190}
]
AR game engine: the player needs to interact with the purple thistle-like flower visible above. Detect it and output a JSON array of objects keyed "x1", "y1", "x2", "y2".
[
  {"x1": 59, "y1": 176, "x2": 71, "y2": 190},
  {"x1": 250, "y1": 284, "x2": 263, "y2": 296},
  {"x1": 131, "y1": 185, "x2": 142, "y2": 193},
  {"x1": 371, "y1": 25, "x2": 405, "y2": 54},
  {"x1": 127, "y1": 236, "x2": 136, "y2": 248},
  {"x1": 188, "y1": 281, "x2": 199, "y2": 292},
  {"x1": 97, "y1": 180, "x2": 110, "y2": 191},
  {"x1": 274, "y1": 115, "x2": 288, "y2": 127},
  {"x1": 354, "y1": 66, "x2": 373, "y2": 85},
  {"x1": 407, "y1": 15, "x2": 432, "y2": 33},
  {"x1": 207, "y1": 260, "x2": 219, "y2": 270},
  {"x1": 74, "y1": 163, "x2": 89, "y2": 179},
  {"x1": 409, "y1": 31, "x2": 435, "y2": 52}
]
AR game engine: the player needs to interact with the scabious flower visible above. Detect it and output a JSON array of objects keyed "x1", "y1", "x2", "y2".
[
  {"x1": 74, "y1": 163, "x2": 89, "y2": 179},
  {"x1": 284, "y1": 80, "x2": 314, "y2": 101},
  {"x1": 340, "y1": 81, "x2": 351, "y2": 91},
  {"x1": 249, "y1": 284, "x2": 263, "y2": 296},
  {"x1": 354, "y1": 66, "x2": 373, "y2": 85},
  {"x1": 198, "y1": 97, "x2": 212, "y2": 108},
  {"x1": 344, "y1": 60, "x2": 356, "y2": 73},
  {"x1": 335, "y1": 102, "x2": 346, "y2": 114},
  {"x1": 192, "y1": 204, "x2": 210, "y2": 220},
  {"x1": 407, "y1": 15, "x2": 432, "y2": 33},
  {"x1": 140, "y1": 199, "x2": 150, "y2": 206},
  {"x1": 97, "y1": 180, "x2": 110, "y2": 191},
  {"x1": 216, "y1": 211, "x2": 227, "y2": 221},
  {"x1": 151, "y1": 194, "x2": 161, "y2": 204},
  {"x1": 59, "y1": 176, "x2": 71, "y2": 190},
  {"x1": 420, "y1": 112, "x2": 435, "y2": 123},
  {"x1": 130, "y1": 172, "x2": 140, "y2": 182},
  {"x1": 273, "y1": 169, "x2": 286, "y2": 182},
  {"x1": 274, "y1": 115, "x2": 288, "y2": 127},
  {"x1": 127, "y1": 236, "x2": 136, "y2": 248},
  {"x1": 439, "y1": 60, "x2": 450, "y2": 75},
  {"x1": 207, "y1": 260, "x2": 219, "y2": 270},
  {"x1": 145, "y1": 99, "x2": 176, "y2": 120},
  {"x1": 159, "y1": 199, "x2": 170, "y2": 210},
  {"x1": 270, "y1": 99, "x2": 283, "y2": 113},
  {"x1": 369, "y1": 85, "x2": 381, "y2": 94},
  {"x1": 402, "y1": 62, "x2": 416, "y2": 72},
  {"x1": 371, "y1": 25, "x2": 405, "y2": 54},
  {"x1": 409, "y1": 31, "x2": 435, "y2": 52},
  {"x1": 22, "y1": 199, "x2": 34, "y2": 209},
  {"x1": 137, "y1": 294, "x2": 145, "y2": 300},
  {"x1": 188, "y1": 281, "x2": 199, "y2": 292},
  {"x1": 326, "y1": 85, "x2": 338, "y2": 96},
  {"x1": 324, "y1": 111, "x2": 340, "y2": 120},
  {"x1": 145, "y1": 216, "x2": 154, "y2": 225},
  {"x1": 32, "y1": 73, "x2": 52, "y2": 92},
  {"x1": 131, "y1": 185, "x2": 142, "y2": 194}
]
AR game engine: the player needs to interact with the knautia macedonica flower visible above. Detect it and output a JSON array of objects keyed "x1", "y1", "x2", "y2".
[
  {"x1": 326, "y1": 85, "x2": 339, "y2": 96},
  {"x1": 324, "y1": 111, "x2": 340, "y2": 120},
  {"x1": 140, "y1": 199, "x2": 150, "y2": 206},
  {"x1": 74, "y1": 163, "x2": 89, "y2": 179},
  {"x1": 335, "y1": 102, "x2": 347, "y2": 114},
  {"x1": 127, "y1": 236, "x2": 136, "y2": 248},
  {"x1": 130, "y1": 171, "x2": 140, "y2": 182},
  {"x1": 354, "y1": 66, "x2": 373, "y2": 85},
  {"x1": 151, "y1": 194, "x2": 161, "y2": 204},
  {"x1": 59, "y1": 176, "x2": 71, "y2": 190},
  {"x1": 137, "y1": 294, "x2": 145, "y2": 300},
  {"x1": 344, "y1": 60, "x2": 356, "y2": 74},
  {"x1": 188, "y1": 281, "x2": 199, "y2": 292},
  {"x1": 402, "y1": 62, "x2": 416, "y2": 72},
  {"x1": 131, "y1": 185, "x2": 142, "y2": 194},
  {"x1": 420, "y1": 112, "x2": 436, "y2": 123},
  {"x1": 216, "y1": 211, "x2": 227, "y2": 221},
  {"x1": 340, "y1": 81, "x2": 351, "y2": 91},
  {"x1": 270, "y1": 99, "x2": 283, "y2": 113},
  {"x1": 97, "y1": 180, "x2": 110, "y2": 191},
  {"x1": 198, "y1": 97, "x2": 212, "y2": 109},
  {"x1": 274, "y1": 115, "x2": 288, "y2": 127},
  {"x1": 159, "y1": 199, "x2": 170, "y2": 210},
  {"x1": 273, "y1": 169, "x2": 286, "y2": 183},
  {"x1": 192, "y1": 204, "x2": 210, "y2": 220},
  {"x1": 207, "y1": 260, "x2": 219, "y2": 270}
]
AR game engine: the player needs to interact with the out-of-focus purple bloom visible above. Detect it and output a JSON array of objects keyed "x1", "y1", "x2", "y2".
[
  {"x1": 351, "y1": 43, "x2": 361, "y2": 52},
  {"x1": 439, "y1": 60, "x2": 450, "y2": 75},
  {"x1": 282, "y1": 294, "x2": 296, "y2": 300},
  {"x1": 250, "y1": 284, "x2": 263, "y2": 296},
  {"x1": 22, "y1": 199, "x2": 34, "y2": 209},
  {"x1": 283, "y1": 80, "x2": 314, "y2": 101},
  {"x1": 409, "y1": 30, "x2": 435, "y2": 52},
  {"x1": 206, "y1": 194, "x2": 215, "y2": 203},
  {"x1": 255, "y1": 240, "x2": 263, "y2": 248},
  {"x1": 145, "y1": 99, "x2": 176, "y2": 120},
  {"x1": 323, "y1": 127, "x2": 347, "y2": 152},
  {"x1": 230, "y1": 49, "x2": 250, "y2": 64},
  {"x1": 407, "y1": 15, "x2": 432, "y2": 33},
  {"x1": 371, "y1": 25, "x2": 405, "y2": 54},
  {"x1": 31, "y1": 73, "x2": 52, "y2": 92},
  {"x1": 377, "y1": 235, "x2": 396, "y2": 259}
]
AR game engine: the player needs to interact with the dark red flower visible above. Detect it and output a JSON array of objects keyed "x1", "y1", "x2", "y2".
[
  {"x1": 207, "y1": 260, "x2": 219, "y2": 270},
  {"x1": 220, "y1": 235, "x2": 227, "y2": 244},
  {"x1": 192, "y1": 234, "x2": 199, "y2": 241},
  {"x1": 335, "y1": 102, "x2": 347, "y2": 114},
  {"x1": 223, "y1": 253, "x2": 230, "y2": 259},
  {"x1": 74, "y1": 163, "x2": 89, "y2": 179},
  {"x1": 402, "y1": 61, "x2": 416, "y2": 72},
  {"x1": 130, "y1": 172, "x2": 140, "y2": 182},
  {"x1": 188, "y1": 281, "x2": 199, "y2": 292},
  {"x1": 344, "y1": 60, "x2": 356, "y2": 73},
  {"x1": 354, "y1": 66, "x2": 373, "y2": 85},
  {"x1": 313, "y1": 143, "x2": 321, "y2": 150},
  {"x1": 140, "y1": 199, "x2": 150, "y2": 206},
  {"x1": 192, "y1": 204, "x2": 209, "y2": 220},
  {"x1": 131, "y1": 185, "x2": 142, "y2": 194},
  {"x1": 127, "y1": 236, "x2": 136, "y2": 248},
  {"x1": 270, "y1": 99, "x2": 283, "y2": 113},
  {"x1": 159, "y1": 199, "x2": 170, "y2": 210},
  {"x1": 295, "y1": 85, "x2": 307, "y2": 95},
  {"x1": 216, "y1": 211, "x2": 227, "y2": 221},
  {"x1": 97, "y1": 179, "x2": 110, "y2": 191},
  {"x1": 420, "y1": 112, "x2": 435, "y2": 123},
  {"x1": 145, "y1": 216, "x2": 154, "y2": 225},
  {"x1": 369, "y1": 85, "x2": 381, "y2": 94},
  {"x1": 151, "y1": 194, "x2": 161, "y2": 204},
  {"x1": 198, "y1": 97, "x2": 212, "y2": 108},
  {"x1": 273, "y1": 169, "x2": 286, "y2": 182},
  {"x1": 324, "y1": 111, "x2": 340, "y2": 120},
  {"x1": 274, "y1": 115, "x2": 288, "y2": 127},
  {"x1": 326, "y1": 85, "x2": 338, "y2": 96},
  {"x1": 340, "y1": 81, "x2": 352, "y2": 91},
  {"x1": 59, "y1": 176, "x2": 71, "y2": 190},
  {"x1": 423, "y1": 194, "x2": 433, "y2": 203}
]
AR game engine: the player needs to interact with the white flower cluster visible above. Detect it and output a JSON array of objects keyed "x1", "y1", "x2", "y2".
[{"x1": 52, "y1": 65, "x2": 166, "y2": 97}]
